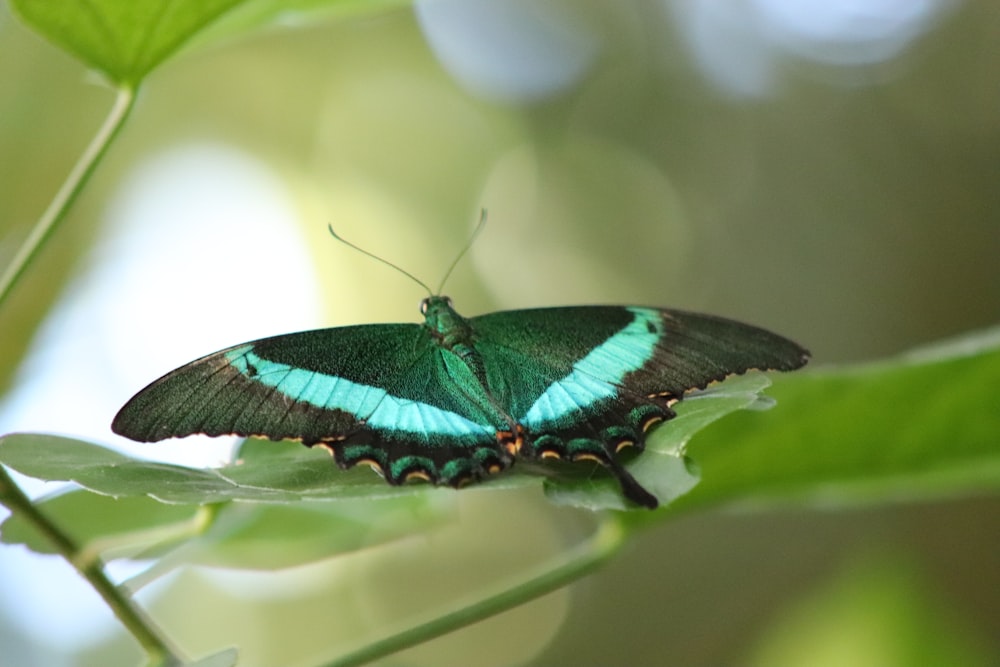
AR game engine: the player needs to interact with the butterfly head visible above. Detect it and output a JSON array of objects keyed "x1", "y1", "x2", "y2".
[
  {"x1": 420, "y1": 295, "x2": 475, "y2": 348},
  {"x1": 420, "y1": 295, "x2": 453, "y2": 315}
]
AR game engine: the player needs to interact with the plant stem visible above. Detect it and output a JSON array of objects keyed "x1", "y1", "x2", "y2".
[
  {"x1": 0, "y1": 85, "x2": 136, "y2": 312},
  {"x1": 320, "y1": 514, "x2": 629, "y2": 667},
  {"x1": 0, "y1": 466, "x2": 185, "y2": 666}
]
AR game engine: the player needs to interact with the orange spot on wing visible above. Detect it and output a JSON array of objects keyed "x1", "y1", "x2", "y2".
[
  {"x1": 615, "y1": 440, "x2": 635, "y2": 453},
  {"x1": 405, "y1": 470, "x2": 432, "y2": 483},
  {"x1": 641, "y1": 416, "x2": 664, "y2": 432},
  {"x1": 496, "y1": 425, "x2": 525, "y2": 456}
]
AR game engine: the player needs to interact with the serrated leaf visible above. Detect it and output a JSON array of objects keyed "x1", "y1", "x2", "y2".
[{"x1": 10, "y1": 0, "x2": 247, "y2": 85}]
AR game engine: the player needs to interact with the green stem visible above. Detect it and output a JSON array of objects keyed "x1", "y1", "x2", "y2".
[
  {"x1": 0, "y1": 85, "x2": 136, "y2": 312},
  {"x1": 320, "y1": 514, "x2": 629, "y2": 667},
  {"x1": 0, "y1": 466, "x2": 185, "y2": 666}
]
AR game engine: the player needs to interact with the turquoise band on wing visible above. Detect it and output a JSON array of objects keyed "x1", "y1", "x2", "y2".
[
  {"x1": 225, "y1": 345, "x2": 492, "y2": 438},
  {"x1": 520, "y1": 308, "x2": 660, "y2": 428}
]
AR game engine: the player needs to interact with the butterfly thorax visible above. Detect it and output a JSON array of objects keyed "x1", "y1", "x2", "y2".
[
  {"x1": 421, "y1": 295, "x2": 476, "y2": 351},
  {"x1": 420, "y1": 295, "x2": 496, "y2": 401}
]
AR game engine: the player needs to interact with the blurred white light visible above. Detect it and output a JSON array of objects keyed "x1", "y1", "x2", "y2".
[
  {"x1": 753, "y1": 0, "x2": 951, "y2": 65},
  {"x1": 670, "y1": 0, "x2": 778, "y2": 98},
  {"x1": 668, "y1": 0, "x2": 952, "y2": 97},
  {"x1": 415, "y1": 0, "x2": 601, "y2": 103},
  {"x1": 0, "y1": 142, "x2": 320, "y2": 649}
]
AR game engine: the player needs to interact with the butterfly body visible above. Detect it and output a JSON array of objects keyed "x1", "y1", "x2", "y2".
[{"x1": 113, "y1": 296, "x2": 809, "y2": 509}]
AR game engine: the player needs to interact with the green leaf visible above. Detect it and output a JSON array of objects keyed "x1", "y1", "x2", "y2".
[
  {"x1": 671, "y1": 325, "x2": 1000, "y2": 514},
  {"x1": 10, "y1": 0, "x2": 247, "y2": 85},
  {"x1": 0, "y1": 433, "x2": 450, "y2": 503}
]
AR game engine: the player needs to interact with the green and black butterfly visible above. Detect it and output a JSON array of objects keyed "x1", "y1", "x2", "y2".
[{"x1": 113, "y1": 226, "x2": 809, "y2": 509}]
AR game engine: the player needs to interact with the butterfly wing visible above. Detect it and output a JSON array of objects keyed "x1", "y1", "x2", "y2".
[
  {"x1": 112, "y1": 324, "x2": 509, "y2": 486},
  {"x1": 470, "y1": 306, "x2": 810, "y2": 507}
]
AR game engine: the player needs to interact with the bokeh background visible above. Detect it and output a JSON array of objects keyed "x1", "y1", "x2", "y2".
[{"x1": 1, "y1": 1, "x2": 998, "y2": 665}]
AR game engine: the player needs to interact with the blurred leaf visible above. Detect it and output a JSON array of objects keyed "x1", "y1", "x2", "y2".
[
  {"x1": 10, "y1": 0, "x2": 247, "y2": 85},
  {"x1": 186, "y1": 648, "x2": 238, "y2": 667},
  {"x1": 671, "y1": 325, "x2": 1000, "y2": 515},
  {"x1": 747, "y1": 556, "x2": 995, "y2": 667},
  {"x1": 0, "y1": 491, "x2": 198, "y2": 558},
  {"x1": 1, "y1": 481, "x2": 451, "y2": 571},
  {"x1": 166, "y1": 494, "x2": 452, "y2": 570},
  {"x1": 198, "y1": 0, "x2": 412, "y2": 43}
]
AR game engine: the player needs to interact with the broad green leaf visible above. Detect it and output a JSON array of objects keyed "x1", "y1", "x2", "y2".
[
  {"x1": 0, "y1": 433, "x2": 444, "y2": 503},
  {"x1": 669, "y1": 325, "x2": 1000, "y2": 516},
  {"x1": 10, "y1": 0, "x2": 247, "y2": 85}
]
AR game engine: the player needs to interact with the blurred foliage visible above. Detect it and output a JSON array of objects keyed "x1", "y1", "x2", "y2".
[
  {"x1": 1, "y1": 1, "x2": 998, "y2": 666},
  {"x1": 748, "y1": 556, "x2": 994, "y2": 667}
]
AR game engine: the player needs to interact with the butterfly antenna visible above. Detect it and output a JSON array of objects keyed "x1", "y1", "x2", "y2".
[
  {"x1": 434, "y1": 209, "x2": 487, "y2": 295},
  {"x1": 327, "y1": 224, "x2": 433, "y2": 296}
]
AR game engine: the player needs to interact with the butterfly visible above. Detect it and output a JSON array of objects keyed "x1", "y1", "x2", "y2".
[{"x1": 112, "y1": 294, "x2": 809, "y2": 509}]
